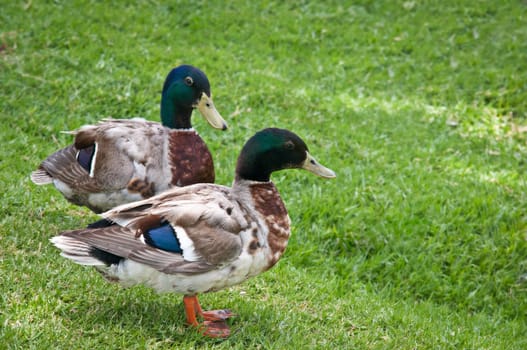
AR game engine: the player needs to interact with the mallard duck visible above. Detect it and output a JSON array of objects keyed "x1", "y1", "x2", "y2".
[
  {"x1": 51, "y1": 128, "x2": 336, "y2": 338},
  {"x1": 31, "y1": 65, "x2": 227, "y2": 213}
]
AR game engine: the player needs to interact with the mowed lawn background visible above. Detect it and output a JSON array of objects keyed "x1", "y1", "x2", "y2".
[{"x1": 2, "y1": 1, "x2": 527, "y2": 348}]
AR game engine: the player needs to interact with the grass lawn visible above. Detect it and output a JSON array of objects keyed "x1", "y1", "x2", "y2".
[{"x1": 2, "y1": 0, "x2": 527, "y2": 348}]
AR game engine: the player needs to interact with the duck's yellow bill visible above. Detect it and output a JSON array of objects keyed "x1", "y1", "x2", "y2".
[
  {"x1": 301, "y1": 152, "x2": 336, "y2": 179},
  {"x1": 196, "y1": 92, "x2": 228, "y2": 130}
]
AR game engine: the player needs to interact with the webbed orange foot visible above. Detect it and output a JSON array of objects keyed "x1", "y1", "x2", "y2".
[
  {"x1": 202, "y1": 309, "x2": 236, "y2": 321},
  {"x1": 183, "y1": 295, "x2": 234, "y2": 338},
  {"x1": 201, "y1": 320, "x2": 231, "y2": 338}
]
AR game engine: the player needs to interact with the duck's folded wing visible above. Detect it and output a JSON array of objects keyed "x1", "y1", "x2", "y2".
[
  {"x1": 56, "y1": 226, "x2": 216, "y2": 275},
  {"x1": 73, "y1": 119, "x2": 168, "y2": 189},
  {"x1": 75, "y1": 118, "x2": 166, "y2": 164},
  {"x1": 31, "y1": 145, "x2": 103, "y2": 192},
  {"x1": 32, "y1": 118, "x2": 168, "y2": 193},
  {"x1": 100, "y1": 184, "x2": 249, "y2": 267},
  {"x1": 104, "y1": 184, "x2": 248, "y2": 232}
]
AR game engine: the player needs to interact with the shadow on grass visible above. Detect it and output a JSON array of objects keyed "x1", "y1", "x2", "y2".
[{"x1": 55, "y1": 284, "x2": 276, "y2": 345}]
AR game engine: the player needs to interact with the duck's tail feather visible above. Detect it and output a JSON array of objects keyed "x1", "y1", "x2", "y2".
[
  {"x1": 50, "y1": 234, "x2": 108, "y2": 266},
  {"x1": 30, "y1": 168, "x2": 53, "y2": 185}
]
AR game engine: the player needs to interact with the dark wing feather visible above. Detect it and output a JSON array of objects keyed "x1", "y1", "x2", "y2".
[{"x1": 34, "y1": 145, "x2": 102, "y2": 192}]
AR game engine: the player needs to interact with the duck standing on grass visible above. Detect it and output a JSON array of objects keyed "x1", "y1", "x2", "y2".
[
  {"x1": 31, "y1": 65, "x2": 227, "y2": 213},
  {"x1": 51, "y1": 128, "x2": 336, "y2": 338}
]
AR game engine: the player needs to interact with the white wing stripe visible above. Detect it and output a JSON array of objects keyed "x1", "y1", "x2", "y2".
[
  {"x1": 89, "y1": 142, "x2": 98, "y2": 178},
  {"x1": 174, "y1": 225, "x2": 201, "y2": 262}
]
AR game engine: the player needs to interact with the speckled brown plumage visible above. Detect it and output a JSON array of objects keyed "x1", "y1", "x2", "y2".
[
  {"x1": 168, "y1": 130, "x2": 215, "y2": 187},
  {"x1": 250, "y1": 182, "x2": 290, "y2": 269}
]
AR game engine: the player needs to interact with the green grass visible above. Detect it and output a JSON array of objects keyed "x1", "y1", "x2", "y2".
[{"x1": 2, "y1": 0, "x2": 527, "y2": 348}]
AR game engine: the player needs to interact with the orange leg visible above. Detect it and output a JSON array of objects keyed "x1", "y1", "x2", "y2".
[
  {"x1": 183, "y1": 295, "x2": 235, "y2": 338},
  {"x1": 183, "y1": 295, "x2": 201, "y2": 327}
]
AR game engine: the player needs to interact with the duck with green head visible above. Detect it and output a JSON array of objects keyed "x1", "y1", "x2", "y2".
[
  {"x1": 51, "y1": 128, "x2": 336, "y2": 338},
  {"x1": 31, "y1": 65, "x2": 227, "y2": 213}
]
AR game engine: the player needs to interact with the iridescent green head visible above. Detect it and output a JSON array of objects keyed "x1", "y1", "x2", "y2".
[
  {"x1": 236, "y1": 128, "x2": 336, "y2": 182},
  {"x1": 161, "y1": 65, "x2": 227, "y2": 130}
]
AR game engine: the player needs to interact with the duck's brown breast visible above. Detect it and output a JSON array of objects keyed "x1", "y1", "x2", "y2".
[{"x1": 168, "y1": 130, "x2": 215, "y2": 186}]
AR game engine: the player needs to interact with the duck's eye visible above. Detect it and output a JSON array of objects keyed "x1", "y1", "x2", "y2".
[
  {"x1": 284, "y1": 141, "x2": 295, "y2": 150},
  {"x1": 184, "y1": 76, "x2": 194, "y2": 86}
]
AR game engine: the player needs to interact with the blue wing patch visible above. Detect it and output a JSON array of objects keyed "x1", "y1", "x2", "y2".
[
  {"x1": 143, "y1": 222, "x2": 183, "y2": 253},
  {"x1": 77, "y1": 145, "x2": 96, "y2": 172}
]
